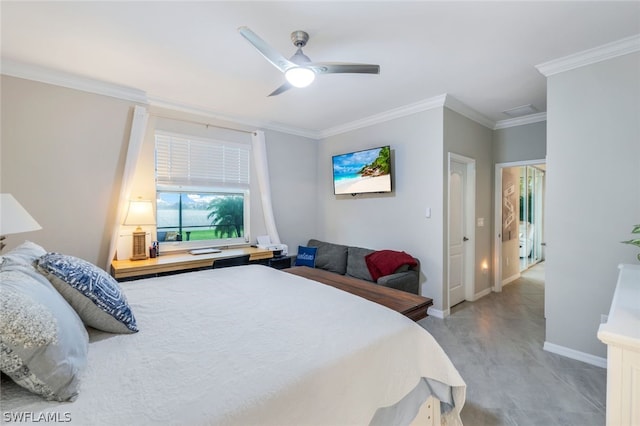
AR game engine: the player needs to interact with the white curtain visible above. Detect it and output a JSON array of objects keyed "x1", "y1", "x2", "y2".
[
  {"x1": 105, "y1": 105, "x2": 149, "y2": 269},
  {"x1": 251, "y1": 130, "x2": 281, "y2": 244}
]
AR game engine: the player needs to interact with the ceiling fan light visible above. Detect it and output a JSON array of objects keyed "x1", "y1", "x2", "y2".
[{"x1": 285, "y1": 67, "x2": 315, "y2": 88}]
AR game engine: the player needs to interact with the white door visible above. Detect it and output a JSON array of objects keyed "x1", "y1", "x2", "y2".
[{"x1": 449, "y1": 160, "x2": 467, "y2": 307}]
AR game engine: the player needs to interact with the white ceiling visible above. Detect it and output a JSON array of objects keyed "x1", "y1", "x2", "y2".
[{"x1": 2, "y1": 1, "x2": 639, "y2": 136}]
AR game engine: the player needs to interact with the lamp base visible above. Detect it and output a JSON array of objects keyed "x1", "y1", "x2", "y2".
[{"x1": 130, "y1": 230, "x2": 148, "y2": 261}]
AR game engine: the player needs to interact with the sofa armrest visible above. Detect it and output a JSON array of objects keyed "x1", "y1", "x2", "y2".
[{"x1": 377, "y1": 271, "x2": 419, "y2": 295}]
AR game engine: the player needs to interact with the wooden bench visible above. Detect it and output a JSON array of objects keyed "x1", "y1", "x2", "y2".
[{"x1": 284, "y1": 266, "x2": 432, "y2": 321}]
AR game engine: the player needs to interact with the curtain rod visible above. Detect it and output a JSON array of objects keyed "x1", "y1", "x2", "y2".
[{"x1": 152, "y1": 114, "x2": 257, "y2": 135}]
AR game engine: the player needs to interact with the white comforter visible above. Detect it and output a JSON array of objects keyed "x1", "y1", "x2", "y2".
[{"x1": 1, "y1": 265, "x2": 465, "y2": 425}]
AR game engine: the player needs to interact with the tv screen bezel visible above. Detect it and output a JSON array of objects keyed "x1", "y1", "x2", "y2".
[{"x1": 332, "y1": 145, "x2": 392, "y2": 196}]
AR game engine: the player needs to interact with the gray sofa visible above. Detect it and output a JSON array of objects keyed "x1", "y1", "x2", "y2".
[{"x1": 303, "y1": 239, "x2": 420, "y2": 294}]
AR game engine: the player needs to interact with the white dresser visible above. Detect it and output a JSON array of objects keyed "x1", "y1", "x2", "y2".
[{"x1": 597, "y1": 264, "x2": 640, "y2": 426}]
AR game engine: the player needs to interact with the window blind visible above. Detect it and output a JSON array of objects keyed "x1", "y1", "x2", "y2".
[{"x1": 155, "y1": 132, "x2": 250, "y2": 189}]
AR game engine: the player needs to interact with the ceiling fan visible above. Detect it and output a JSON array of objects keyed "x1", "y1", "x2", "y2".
[{"x1": 238, "y1": 26, "x2": 380, "y2": 96}]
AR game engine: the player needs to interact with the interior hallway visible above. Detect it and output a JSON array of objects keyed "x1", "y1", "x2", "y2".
[{"x1": 420, "y1": 263, "x2": 606, "y2": 425}]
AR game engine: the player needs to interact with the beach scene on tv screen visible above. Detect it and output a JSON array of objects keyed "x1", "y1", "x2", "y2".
[{"x1": 333, "y1": 146, "x2": 391, "y2": 194}]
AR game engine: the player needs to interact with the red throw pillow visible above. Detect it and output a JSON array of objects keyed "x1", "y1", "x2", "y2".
[{"x1": 365, "y1": 250, "x2": 417, "y2": 281}]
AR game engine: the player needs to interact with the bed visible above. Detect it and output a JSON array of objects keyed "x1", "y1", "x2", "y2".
[{"x1": 1, "y1": 253, "x2": 465, "y2": 425}]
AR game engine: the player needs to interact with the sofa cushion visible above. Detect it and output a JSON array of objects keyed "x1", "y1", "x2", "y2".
[
  {"x1": 307, "y1": 239, "x2": 348, "y2": 275},
  {"x1": 346, "y1": 246, "x2": 375, "y2": 281}
]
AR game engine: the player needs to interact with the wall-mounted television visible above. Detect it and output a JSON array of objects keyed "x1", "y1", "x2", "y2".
[{"x1": 332, "y1": 145, "x2": 392, "y2": 195}]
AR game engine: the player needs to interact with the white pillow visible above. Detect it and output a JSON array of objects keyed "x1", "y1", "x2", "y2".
[
  {"x1": 0, "y1": 260, "x2": 89, "y2": 401},
  {"x1": 0, "y1": 240, "x2": 46, "y2": 266}
]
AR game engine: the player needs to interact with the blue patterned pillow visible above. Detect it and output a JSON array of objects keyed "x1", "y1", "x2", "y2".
[
  {"x1": 36, "y1": 253, "x2": 138, "y2": 334},
  {"x1": 295, "y1": 245, "x2": 318, "y2": 268}
]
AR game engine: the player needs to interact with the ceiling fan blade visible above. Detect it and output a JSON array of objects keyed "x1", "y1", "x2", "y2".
[
  {"x1": 238, "y1": 26, "x2": 295, "y2": 73},
  {"x1": 268, "y1": 82, "x2": 294, "y2": 97},
  {"x1": 308, "y1": 62, "x2": 380, "y2": 75}
]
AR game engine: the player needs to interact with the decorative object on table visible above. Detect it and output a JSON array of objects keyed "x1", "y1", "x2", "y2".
[
  {"x1": 123, "y1": 198, "x2": 155, "y2": 261},
  {"x1": 149, "y1": 241, "x2": 158, "y2": 258},
  {"x1": 621, "y1": 224, "x2": 640, "y2": 262},
  {"x1": 0, "y1": 193, "x2": 42, "y2": 251}
]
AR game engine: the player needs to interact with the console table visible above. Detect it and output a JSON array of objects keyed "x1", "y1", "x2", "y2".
[
  {"x1": 111, "y1": 246, "x2": 273, "y2": 280},
  {"x1": 284, "y1": 266, "x2": 433, "y2": 321}
]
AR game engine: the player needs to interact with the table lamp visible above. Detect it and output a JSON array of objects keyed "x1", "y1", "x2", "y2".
[
  {"x1": 123, "y1": 199, "x2": 156, "y2": 260},
  {"x1": 0, "y1": 193, "x2": 42, "y2": 251}
]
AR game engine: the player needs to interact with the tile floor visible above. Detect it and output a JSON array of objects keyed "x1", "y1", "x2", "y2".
[{"x1": 419, "y1": 263, "x2": 607, "y2": 426}]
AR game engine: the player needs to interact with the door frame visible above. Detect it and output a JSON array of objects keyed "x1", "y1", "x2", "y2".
[
  {"x1": 493, "y1": 158, "x2": 546, "y2": 292},
  {"x1": 447, "y1": 153, "x2": 476, "y2": 310}
]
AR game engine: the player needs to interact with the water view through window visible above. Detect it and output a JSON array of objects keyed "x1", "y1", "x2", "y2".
[{"x1": 156, "y1": 192, "x2": 245, "y2": 242}]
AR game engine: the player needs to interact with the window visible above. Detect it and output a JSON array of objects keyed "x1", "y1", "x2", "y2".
[{"x1": 155, "y1": 132, "x2": 250, "y2": 250}]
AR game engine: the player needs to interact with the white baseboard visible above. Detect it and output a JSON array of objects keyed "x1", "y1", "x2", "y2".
[
  {"x1": 502, "y1": 272, "x2": 521, "y2": 286},
  {"x1": 428, "y1": 289, "x2": 492, "y2": 318},
  {"x1": 470, "y1": 287, "x2": 492, "y2": 301},
  {"x1": 543, "y1": 341, "x2": 607, "y2": 368},
  {"x1": 427, "y1": 307, "x2": 449, "y2": 318}
]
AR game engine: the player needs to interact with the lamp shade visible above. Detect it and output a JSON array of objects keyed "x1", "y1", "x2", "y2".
[
  {"x1": 123, "y1": 199, "x2": 156, "y2": 227},
  {"x1": 0, "y1": 193, "x2": 42, "y2": 235}
]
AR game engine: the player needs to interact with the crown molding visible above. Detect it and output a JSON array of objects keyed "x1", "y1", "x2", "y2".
[
  {"x1": 148, "y1": 96, "x2": 321, "y2": 140},
  {"x1": 1, "y1": 59, "x2": 148, "y2": 104},
  {"x1": 443, "y1": 94, "x2": 495, "y2": 129},
  {"x1": 494, "y1": 112, "x2": 547, "y2": 130},
  {"x1": 320, "y1": 93, "x2": 497, "y2": 138},
  {"x1": 3, "y1": 59, "x2": 513, "y2": 138},
  {"x1": 320, "y1": 94, "x2": 448, "y2": 138},
  {"x1": 536, "y1": 33, "x2": 640, "y2": 77},
  {"x1": 1, "y1": 59, "x2": 320, "y2": 139}
]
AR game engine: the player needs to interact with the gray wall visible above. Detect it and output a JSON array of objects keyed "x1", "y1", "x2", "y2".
[
  {"x1": 263, "y1": 129, "x2": 318, "y2": 253},
  {"x1": 444, "y1": 108, "x2": 494, "y2": 299},
  {"x1": 494, "y1": 121, "x2": 546, "y2": 164},
  {"x1": 1, "y1": 75, "x2": 133, "y2": 265},
  {"x1": 545, "y1": 52, "x2": 640, "y2": 358},
  {"x1": 0, "y1": 76, "x2": 317, "y2": 267},
  {"x1": 318, "y1": 109, "x2": 447, "y2": 309}
]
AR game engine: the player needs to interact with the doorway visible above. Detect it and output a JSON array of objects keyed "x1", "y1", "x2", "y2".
[
  {"x1": 448, "y1": 153, "x2": 475, "y2": 310},
  {"x1": 519, "y1": 165, "x2": 545, "y2": 271},
  {"x1": 493, "y1": 159, "x2": 546, "y2": 292}
]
